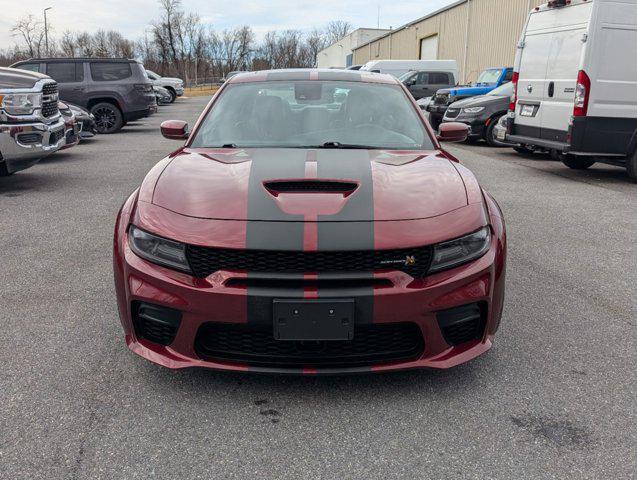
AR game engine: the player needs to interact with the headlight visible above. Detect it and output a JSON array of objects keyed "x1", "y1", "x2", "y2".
[
  {"x1": 128, "y1": 226, "x2": 191, "y2": 273},
  {"x1": 462, "y1": 107, "x2": 485, "y2": 114},
  {"x1": 430, "y1": 227, "x2": 491, "y2": 273},
  {"x1": 0, "y1": 93, "x2": 42, "y2": 115}
]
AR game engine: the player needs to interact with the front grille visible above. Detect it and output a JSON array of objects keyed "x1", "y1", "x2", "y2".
[
  {"x1": 437, "y1": 303, "x2": 486, "y2": 346},
  {"x1": 195, "y1": 322, "x2": 424, "y2": 368},
  {"x1": 434, "y1": 94, "x2": 449, "y2": 105},
  {"x1": 48, "y1": 129, "x2": 64, "y2": 146},
  {"x1": 186, "y1": 245, "x2": 434, "y2": 279},
  {"x1": 41, "y1": 100, "x2": 58, "y2": 118},
  {"x1": 264, "y1": 180, "x2": 358, "y2": 194},
  {"x1": 445, "y1": 108, "x2": 460, "y2": 119},
  {"x1": 42, "y1": 82, "x2": 58, "y2": 96}
]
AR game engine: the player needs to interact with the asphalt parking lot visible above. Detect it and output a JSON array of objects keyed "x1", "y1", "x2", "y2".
[{"x1": 1, "y1": 96, "x2": 635, "y2": 479}]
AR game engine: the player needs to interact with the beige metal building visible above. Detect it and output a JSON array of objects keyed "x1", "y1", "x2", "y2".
[{"x1": 353, "y1": 0, "x2": 545, "y2": 82}]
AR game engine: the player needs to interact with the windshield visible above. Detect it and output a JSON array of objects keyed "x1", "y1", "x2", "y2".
[
  {"x1": 475, "y1": 69, "x2": 502, "y2": 85},
  {"x1": 487, "y1": 82, "x2": 513, "y2": 96},
  {"x1": 190, "y1": 81, "x2": 433, "y2": 150}
]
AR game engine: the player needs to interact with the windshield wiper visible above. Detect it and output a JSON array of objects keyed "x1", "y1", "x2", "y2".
[{"x1": 313, "y1": 141, "x2": 383, "y2": 150}]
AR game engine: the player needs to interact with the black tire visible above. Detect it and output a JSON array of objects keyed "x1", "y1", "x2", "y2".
[
  {"x1": 485, "y1": 115, "x2": 506, "y2": 147},
  {"x1": 561, "y1": 155, "x2": 596, "y2": 170},
  {"x1": 514, "y1": 145, "x2": 535, "y2": 155},
  {"x1": 91, "y1": 102, "x2": 124, "y2": 134},
  {"x1": 0, "y1": 161, "x2": 12, "y2": 177},
  {"x1": 167, "y1": 88, "x2": 177, "y2": 103},
  {"x1": 626, "y1": 149, "x2": 637, "y2": 183}
]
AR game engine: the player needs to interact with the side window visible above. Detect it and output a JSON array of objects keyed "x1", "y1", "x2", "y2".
[
  {"x1": 416, "y1": 72, "x2": 429, "y2": 85},
  {"x1": 503, "y1": 70, "x2": 514, "y2": 82},
  {"x1": 46, "y1": 62, "x2": 81, "y2": 83},
  {"x1": 429, "y1": 72, "x2": 452, "y2": 84},
  {"x1": 17, "y1": 63, "x2": 40, "y2": 73},
  {"x1": 90, "y1": 62, "x2": 132, "y2": 82}
]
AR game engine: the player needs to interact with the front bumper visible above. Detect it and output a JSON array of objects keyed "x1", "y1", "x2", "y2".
[
  {"x1": 0, "y1": 117, "x2": 66, "y2": 173},
  {"x1": 114, "y1": 199, "x2": 507, "y2": 374},
  {"x1": 175, "y1": 87, "x2": 184, "y2": 96},
  {"x1": 442, "y1": 117, "x2": 486, "y2": 138}
]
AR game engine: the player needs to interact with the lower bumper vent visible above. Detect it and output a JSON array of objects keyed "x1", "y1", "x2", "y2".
[
  {"x1": 133, "y1": 302, "x2": 181, "y2": 346},
  {"x1": 195, "y1": 322, "x2": 424, "y2": 369},
  {"x1": 437, "y1": 303, "x2": 486, "y2": 346}
]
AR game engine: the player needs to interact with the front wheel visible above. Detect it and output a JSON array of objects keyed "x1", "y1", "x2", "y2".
[
  {"x1": 91, "y1": 102, "x2": 124, "y2": 134},
  {"x1": 167, "y1": 89, "x2": 177, "y2": 103},
  {"x1": 485, "y1": 115, "x2": 507, "y2": 147},
  {"x1": 0, "y1": 161, "x2": 13, "y2": 177},
  {"x1": 561, "y1": 155, "x2": 596, "y2": 170}
]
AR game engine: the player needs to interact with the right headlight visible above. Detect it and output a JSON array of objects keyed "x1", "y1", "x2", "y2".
[
  {"x1": 128, "y1": 225, "x2": 191, "y2": 273},
  {"x1": 429, "y1": 226, "x2": 491, "y2": 273},
  {"x1": 0, "y1": 93, "x2": 42, "y2": 115}
]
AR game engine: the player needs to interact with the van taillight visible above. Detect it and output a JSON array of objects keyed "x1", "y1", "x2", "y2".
[
  {"x1": 509, "y1": 71, "x2": 519, "y2": 112},
  {"x1": 573, "y1": 70, "x2": 591, "y2": 117}
]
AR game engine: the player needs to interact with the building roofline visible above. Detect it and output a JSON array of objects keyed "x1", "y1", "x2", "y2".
[
  {"x1": 318, "y1": 27, "x2": 392, "y2": 56},
  {"x1": 353, "y1": 0, "x2": 468, "y2": 52}
]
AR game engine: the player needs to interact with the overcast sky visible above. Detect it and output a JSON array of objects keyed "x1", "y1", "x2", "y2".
[{"x1": 1, "y1": 0, "x2": 456, "y2": 49}]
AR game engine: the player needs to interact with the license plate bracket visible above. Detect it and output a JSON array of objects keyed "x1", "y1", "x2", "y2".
[
  {"x1": 520, "y1": 104, "x2": 537, "y2": 117},
  {"x1": 273, "y1": 299, "x2": 355, "y2": 341}
]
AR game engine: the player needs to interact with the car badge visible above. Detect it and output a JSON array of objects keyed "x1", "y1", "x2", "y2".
[{"x1": 405, "y1": 256, "x2": 416, "y2": 266}]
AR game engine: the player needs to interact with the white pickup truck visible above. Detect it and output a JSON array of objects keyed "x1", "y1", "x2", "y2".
[{"x1": 0, "y1": 67, "x2": 65, "y2": 176}]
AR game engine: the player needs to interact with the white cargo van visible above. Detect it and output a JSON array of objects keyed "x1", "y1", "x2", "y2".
[
  {"x1": 360, "y1": 60, "x2": 459, "y2": 81},
  {"x1": 506, "y1": 0, "x2": 637, "y2": 181}
]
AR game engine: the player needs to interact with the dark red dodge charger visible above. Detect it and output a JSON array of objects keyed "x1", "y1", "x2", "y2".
[{"x1": 114, "y1": 69, "x2": 507, "y2": 374}]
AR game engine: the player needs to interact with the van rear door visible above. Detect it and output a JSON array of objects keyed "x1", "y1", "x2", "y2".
[{"x1": 541, "y1": 3, "x2": 592, "y2": 143}]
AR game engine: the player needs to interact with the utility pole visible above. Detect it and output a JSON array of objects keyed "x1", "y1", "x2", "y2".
[{"x1": 44, "y1": 7, "x2": 52, "y2": 56}]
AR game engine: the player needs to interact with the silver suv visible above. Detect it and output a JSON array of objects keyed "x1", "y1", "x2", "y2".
[
  {"x1": 0, "y1": 67, "x2": 65, "y2": 176},
  {"x1": 11, "y1": 58, "x2": 156, "y2": 134},
  {"x1": 145, "y1": 70, "x2": 184, "y2": 103}
]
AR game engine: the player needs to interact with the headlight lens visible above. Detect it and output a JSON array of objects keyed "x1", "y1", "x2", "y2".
[
  {"x1": 430, "y1": 227, "x2": 491, "y2": 273},
  {"x1": 128, "y1": 226, "x2": 191, "y2": 273},
  {"x1": 462, "y1": 106, "x2": 485, "y2": 114},
  {"x1": 0, "y1": 93, "x2": 42, "y2": 115}
]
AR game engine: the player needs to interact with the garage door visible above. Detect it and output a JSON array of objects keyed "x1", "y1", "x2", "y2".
[{"x1": 419, "y1": 35, "x2": 438, "y2": 60}]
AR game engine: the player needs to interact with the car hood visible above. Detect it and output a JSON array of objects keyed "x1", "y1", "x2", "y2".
[
  {"x1": 0, "y1": 67, "x2": 50, "y2": 89},
  {"x1": 451, "y1": 94, "x2": 508, "y2": 109},
  {"x1": 149, "y1": 148, "x2": 470, "y2": 222},
  {"x1": 438, "y1": 85, "x2": 495, "y2": 97},
  {"x1": 161, "y1": 77, "x2": 183, "y2": 83}
]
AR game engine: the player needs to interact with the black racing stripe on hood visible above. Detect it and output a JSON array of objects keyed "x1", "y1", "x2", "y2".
[
  {"x1": 246, "y1": 149, "x2": 306, "y2": 325},
  {"x1": 316, "y1": 149, "x2": 374, "y2": 324}
]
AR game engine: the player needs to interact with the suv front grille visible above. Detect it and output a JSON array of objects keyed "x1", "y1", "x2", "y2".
[
  {"x1": 41, "y1": 100, "x2": 58, "y2": 118},
  {"x1": 42, "y1": 82, "x2": 58, "y2": 96},
  {"x1": 185, "y1": 245, "x2": 434, "y2": 279},
  {"x1": 434, "y1": 94, "x2": 449, "y2": 105},
  {"x1": 194, "y1": 322, "x2": 424, "y2": 368}
]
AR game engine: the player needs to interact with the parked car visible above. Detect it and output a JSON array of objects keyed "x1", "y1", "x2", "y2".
[
  {"x1": 145, "y1": 69, "x2": 184, "y2": 103},
  {"x1": 11, "y1": 58, "x2": 157, "y2": 134},
  {"x1": 154, "y1": 85, "x2": 173, "y2": 105},
  {"x1": 113, "y1": 69, "x2": 507, "y2": 374},
  {"x1": 400, "y1": 69, "x2": 458, "y2": 100},
  {"x1": 360, "y1": 59, "x2": 459, "y2": 80},
  {"x1": 58, "y1": 101, "x2": 81, "y2": 150},
  {"x1": 442, "y1": 82, "x2": 514, "y2": 147},
  {"x1": 67, "y1": 103, "x2": 97, "y2": 138},
  {"x1": 506, "y1": 0, "x2": 637, "y2": 181},
  {"x1": 223, "y1": 71, "x2": 249, "y2": 82},
  {"x1": 427, "y1": 67, "x2": 514, "y2": 129},
  {"x1": 0, "y1": 67, "x2": 65, "y2": 176},
  {"x1": 346, "y1": 65, "x2": 363, "y2": 71}
]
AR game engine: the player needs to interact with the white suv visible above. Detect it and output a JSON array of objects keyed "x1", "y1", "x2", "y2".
[{"x1": 145, "y1": 69, "x2": 184, "y2": 103}]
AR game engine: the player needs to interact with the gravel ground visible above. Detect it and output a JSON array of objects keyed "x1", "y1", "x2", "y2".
[{"x1": 0, "y1": 96, "x2": 635, "y2": 480}]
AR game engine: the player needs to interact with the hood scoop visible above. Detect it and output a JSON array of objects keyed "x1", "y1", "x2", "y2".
[{"x1": 264, "y1": 179, "x2": 358, "y2": 196}]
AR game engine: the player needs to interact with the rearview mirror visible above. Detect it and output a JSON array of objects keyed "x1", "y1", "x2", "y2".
[
  {"x1": 437, "y1": 122, "x2": 469, "y2": 143},
  {"x1": 161, "y1": 120, "x2": 189, "y2": 140}
]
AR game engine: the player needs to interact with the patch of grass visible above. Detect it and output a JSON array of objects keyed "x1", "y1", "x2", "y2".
[{"x1": 183, "y1": 86, "x2": 219, "y2": 97}]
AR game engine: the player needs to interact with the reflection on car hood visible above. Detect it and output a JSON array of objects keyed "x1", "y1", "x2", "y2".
[
  {"x1": 149, "y1": 148, "x2": 470, "y2": 222},
  {"x1": 450, "y1": 94, "x2": 509, "y2": 109}
]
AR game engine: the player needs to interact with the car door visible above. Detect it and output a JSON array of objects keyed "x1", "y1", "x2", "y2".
[
  {"x1": 540, "y1": 4, "x2": 592, "y2": 142},
  {"x1": 428, "y1": 72, "x2": 455, "y2": 96},
  {"x1": 46, "y1": 62, "x2": 87, "y2": 106},
  {"x1": 410, "y1": 72, "x2": 431, "y2": 99}
]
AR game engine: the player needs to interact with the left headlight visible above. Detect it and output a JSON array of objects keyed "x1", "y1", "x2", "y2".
[
  {"x1": 128, "y1": 225, "x2": 191, "y2": 273},
  {"x1": 462, "y1": 106, "x2": 485, "y2": 114},
  {"x1": 0, "y1": 93, "x2": 42, "y2": 115},
  {"x1": 430, "y1": 226, "x2": 491, "y2": 273}
]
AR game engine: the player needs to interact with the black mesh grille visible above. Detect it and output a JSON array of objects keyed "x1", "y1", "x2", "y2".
[
  {"x1": 17, "y1": 133, "x2": 42, "y2": 145},
  {"x1": 48, "y1": 129, "x2": 64, "y2": 146},
  {"x1": 42, "y1": 82, "x2": 58, "y2": 96},
  {"x1": 195, "y1": 322, "x2": 424, "y2": 368},
  {"x1": 41, "y1": 100, "x2": 58, "y2": 118},
  {"x1": 186, "y1": 245, "x2": 434, "y2": 279},
  {"x1": 133, "y1": 302, "x2": 181, "y2": 346},
  {"x1": 437, "y1": 303, "x2": 486, "y2": 346},
  {"x1": 434, "y1": 94, "x2": 449, "y2": 105},
  {"x1": 265, "y1": 180, "x2": 358, "y2": 194}
]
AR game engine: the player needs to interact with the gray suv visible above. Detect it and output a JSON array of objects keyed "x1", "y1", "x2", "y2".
[{"x1": 11, "y1": 58, "x2": 156, "y2": 134}]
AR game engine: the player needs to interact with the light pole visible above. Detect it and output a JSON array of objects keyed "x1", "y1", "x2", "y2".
[{"x1": 44, "y1": 7, "x2": 52, "y2": 56}]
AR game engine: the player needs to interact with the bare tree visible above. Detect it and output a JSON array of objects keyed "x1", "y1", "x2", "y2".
[
  {"x1": 59, "y1": 31, "x2": 76, "y2": 57},
  {"x1": 325, "y1": 20, "x2": 352, "y2": 44},
  {"x1": 11, "y1": 15, "x2": 45, "y2": 57}
]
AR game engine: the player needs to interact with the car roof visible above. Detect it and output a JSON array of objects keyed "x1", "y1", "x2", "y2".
[
  {"x1": 227, "y1": 68, "x2": 398, "y2": 85},
  {"x1": 14, "y1": 58, "x2": 139, "y2": 64}
]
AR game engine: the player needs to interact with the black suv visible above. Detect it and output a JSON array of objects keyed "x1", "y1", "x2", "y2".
[{"x1": 11, "y1": 58, "x2": 156, "y2": 134}]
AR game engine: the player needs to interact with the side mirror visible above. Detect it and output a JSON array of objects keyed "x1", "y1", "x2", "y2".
[
  {"x1": 406, "y1": 78, "x2": 417, "y2": 86},
  {"x1": 161, "y1": 120, "x2": 189, "y2": 140},
  {"x1": 437, "y1": 122, "x2": 469, "y2": 143}
]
